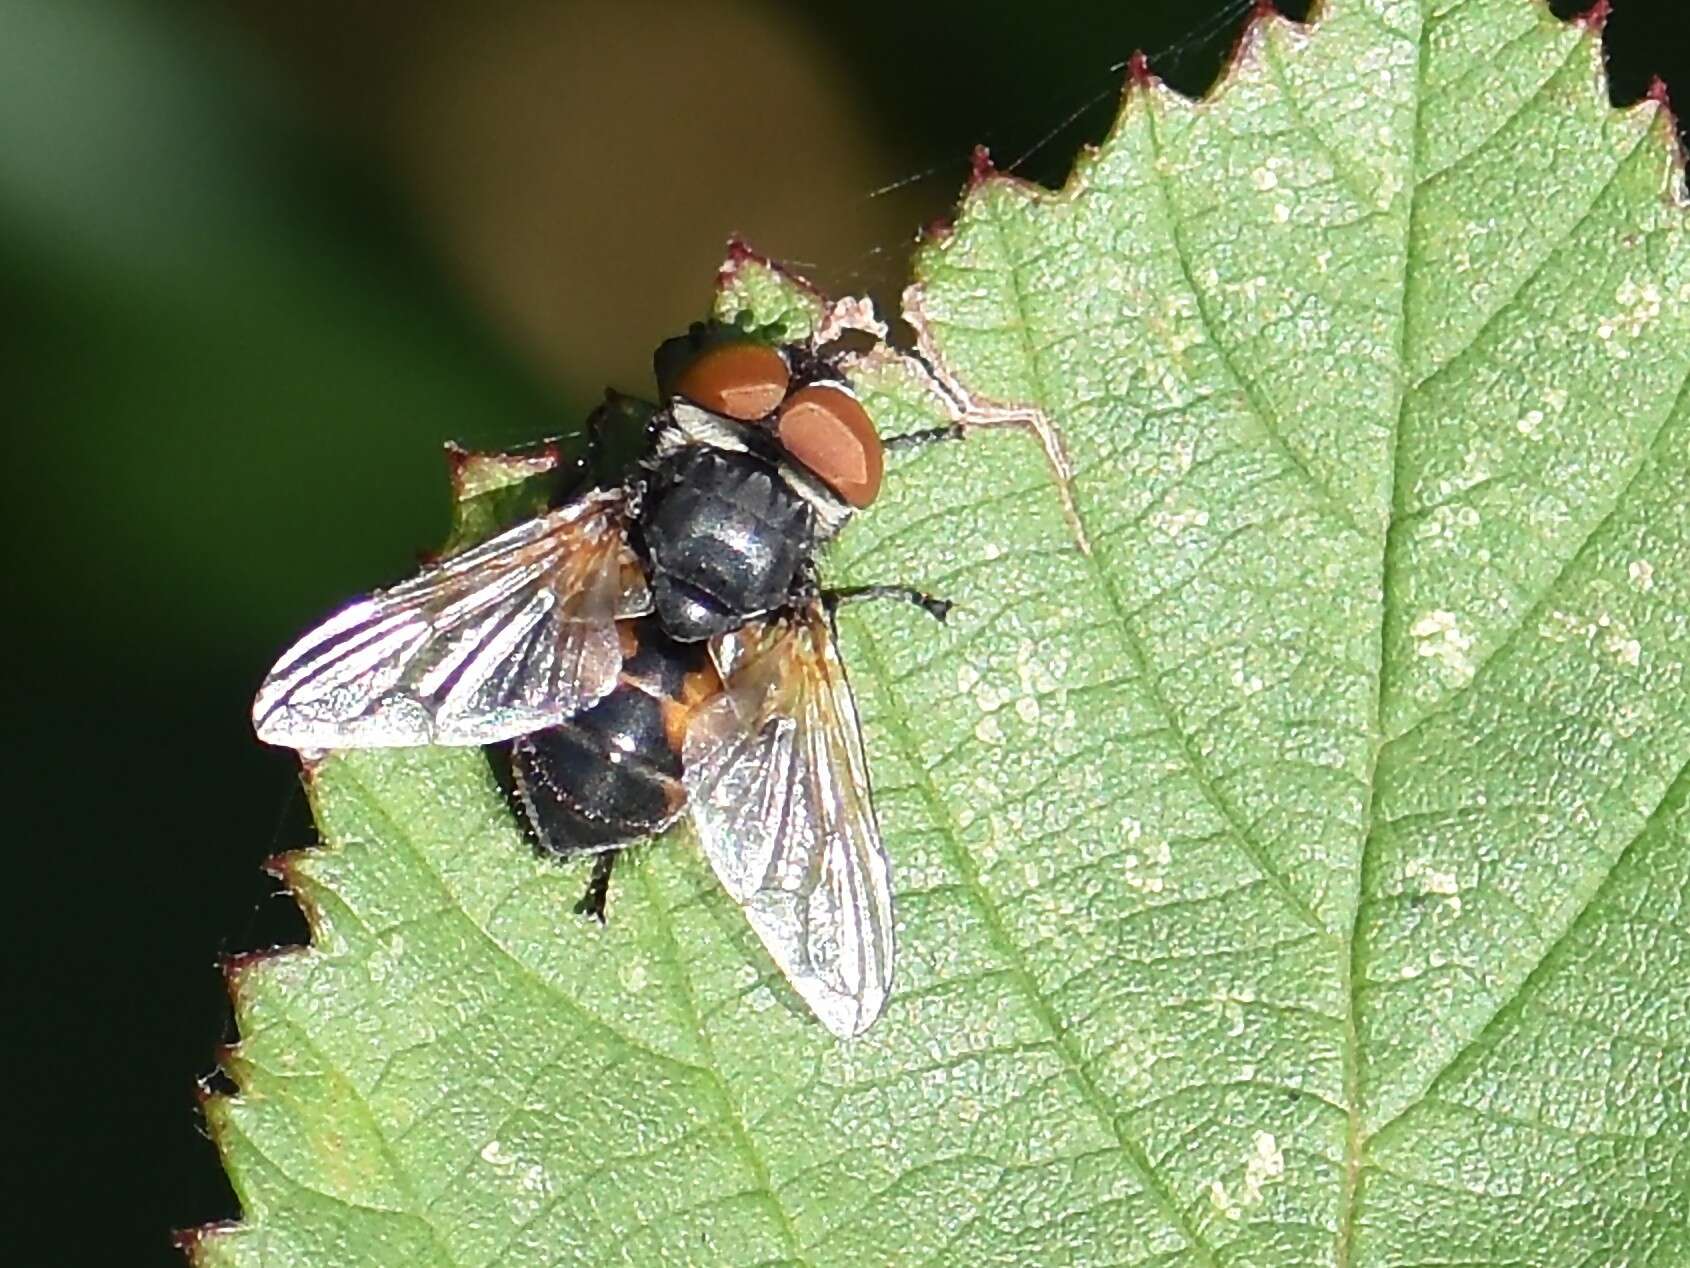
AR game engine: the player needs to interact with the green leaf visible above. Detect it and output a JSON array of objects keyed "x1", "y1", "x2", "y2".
[{"x1": 196, "y1": 2, "x2": 1690, "y2": 1263}]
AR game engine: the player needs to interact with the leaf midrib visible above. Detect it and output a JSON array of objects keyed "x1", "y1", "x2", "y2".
[
  {"x1": 1339, "y1": 2, "x2": 1427, "y2": 1260},
  {"x1": 1348, "y1": 7, "x2": 1682, "y2": 1196},
  {"x1": 829, "y1": 94, "x2": 1388, "y2": 1257}
]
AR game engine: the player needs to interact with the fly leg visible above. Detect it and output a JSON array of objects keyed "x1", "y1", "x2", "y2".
[
  {"x1": 882, "y1": 423, "x2": 964, "y2": 454},
  {"x1": 823, "y1": 584, "x2": 952, "y2": 624},
  {"x1": 573, "y1": 851, "x2": 618, "y2": 924}
]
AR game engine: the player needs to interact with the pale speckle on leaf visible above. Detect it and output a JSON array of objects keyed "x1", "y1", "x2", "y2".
[
  {"x1": 1209, "y1": 1130, "x2": 1286, "y2": 1218},
  {"x1": 1409, "y1": 609, "x2": 1478, "y2": 684}
]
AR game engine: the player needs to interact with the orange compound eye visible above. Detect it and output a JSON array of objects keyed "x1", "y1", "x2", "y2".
[
  {"x1": 672, "y1": 341, "x2": 790, "y2": 422},
  {"x1": 776, "y1": 384, "x2": 884, "y2": 508}
]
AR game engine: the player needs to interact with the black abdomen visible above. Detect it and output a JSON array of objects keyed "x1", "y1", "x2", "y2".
[
  {"x1": 512, "y1": 620, "x2": 715, "y2": 857},
  {"x1": 640, "y1": 446, "x2": 813, "y2": 640}
]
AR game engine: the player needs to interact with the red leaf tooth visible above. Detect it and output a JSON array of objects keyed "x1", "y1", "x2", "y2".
[
  {"x1": 1127, "y1": 49, "x2": 1155, "y2": 88},
  {"x1": 1574, "y1": 0, "x2": 1610, "y2": 32},
  {"x1": 918, "y1": 212, "x2": 956, "y2": 248},
  {"x1": 715, "y1": 235, "x2": 826, "y2": 301},
  {"x1": 717, "y1": 233, "x2": 763, "y2": 289},
  {"x1": 215, "y1": 949, "x2": 268, "y2": 983},
  {"x1": 172, "y1": 1222, "x2": 238, "y2": 1262}
]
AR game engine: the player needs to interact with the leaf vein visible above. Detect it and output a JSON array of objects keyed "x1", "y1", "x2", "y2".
[
  {"x1": 977, "y1": 186, "x2": 1332, "y2": 943},
  {"x1": 332, "y1": 760, "x2": 715, "y2": 1078},
  {"x1": 1140, "y1": 98, "x2": 1369, "y2": 537},
  {"x1": 847, "y1": 615, "x2": 1224, "y2": 1267},
  {"x1": 1366, "y1": 757, "x2": 1689, "y2": 1151},
  {"x1": 1341, "y1": 4, "x2": 1429, "y2": 1259},
  {"x1": 1418, "y1": 24, "x2": 1580, "y2": 184},
  {"x1": 631, "y1": 860, "x2": 813, "y2": 1264},
  {"x1": 1407, "y1": 110, "x2": 1652, "y2": 394},
  {"x1": 1383, "y1": 358, "x2": 1689, "y2": 747}
]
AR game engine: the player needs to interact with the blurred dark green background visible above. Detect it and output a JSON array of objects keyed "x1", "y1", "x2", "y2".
[{"x1": 7, "y1": 0, "x2": 1683, "y2": 1261}]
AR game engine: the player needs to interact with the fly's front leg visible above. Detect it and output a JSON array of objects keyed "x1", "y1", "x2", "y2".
[
  {"x1": 823, "y1": 584, "x2": 952, "y2": 624},
  {"x1": 882, "y1": 423, "x2": 965, "y2": 454}
]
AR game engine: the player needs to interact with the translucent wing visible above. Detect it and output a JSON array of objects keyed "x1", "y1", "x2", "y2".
[
  {"x1": 254, "y1": 489, "x2": 649, "y2": 748},
  {"x1": 682, "y1": 604, "x2": 893, "y2": 1038}
]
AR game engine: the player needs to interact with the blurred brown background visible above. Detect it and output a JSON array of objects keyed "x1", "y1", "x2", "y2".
[{"x1": 5, "y1": 0, "x2": 1683, "y2": 1261}]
